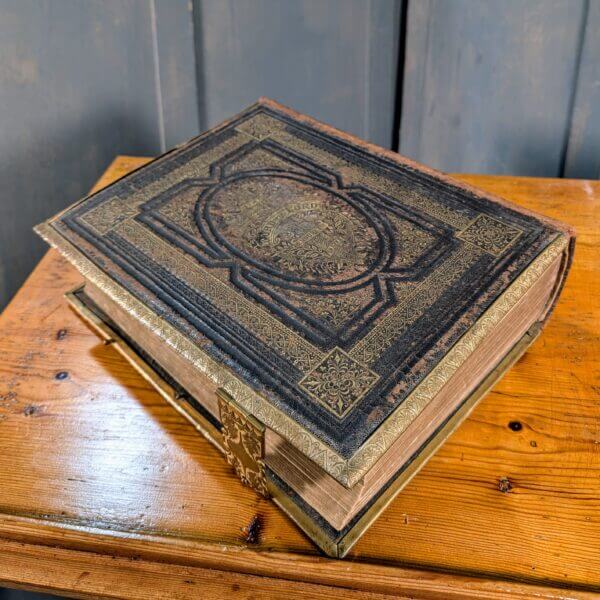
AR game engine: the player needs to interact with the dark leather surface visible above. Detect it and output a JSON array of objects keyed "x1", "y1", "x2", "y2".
[{"x1": 49, "y1": 102, "x2": 560, "y2": 457}]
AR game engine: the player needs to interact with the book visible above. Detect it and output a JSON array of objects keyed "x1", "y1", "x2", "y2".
[{"x1": 36, "y1": 98, "x2": 574, "y2": 557}]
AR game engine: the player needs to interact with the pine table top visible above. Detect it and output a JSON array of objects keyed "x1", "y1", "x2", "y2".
[{"x1": 0, "y1": 157, "x2": 597, "y2": 599}]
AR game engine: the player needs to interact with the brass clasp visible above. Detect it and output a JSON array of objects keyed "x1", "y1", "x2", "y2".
[{"x1": 216, "y1": 388, "x2": 269, "y2": 498}]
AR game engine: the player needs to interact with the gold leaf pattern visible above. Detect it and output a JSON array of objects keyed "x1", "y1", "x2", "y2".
[
  {"x1": 300, "y1": 348, "x2": 379, "y2": 417},
  {"x1": 458, "y1": 214, "x2": 522, "y2": 255}
]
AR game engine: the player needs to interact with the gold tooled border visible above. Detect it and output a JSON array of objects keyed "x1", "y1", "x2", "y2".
[
  {"x1": 36, "y1": 220, "x2": 568, "y2": 488},
  {"x1": 67, "y1": 286, "x2": 543, "y2": 558}
]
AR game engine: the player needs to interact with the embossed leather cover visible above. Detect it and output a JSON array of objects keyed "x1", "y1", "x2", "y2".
[{"x1": 37, "y1": 99, "x2": 572, "y2": 489}]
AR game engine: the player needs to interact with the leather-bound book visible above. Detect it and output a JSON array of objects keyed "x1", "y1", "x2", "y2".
[{"x1": 36, "y1": 99, "x2": 574, "y2": 557}]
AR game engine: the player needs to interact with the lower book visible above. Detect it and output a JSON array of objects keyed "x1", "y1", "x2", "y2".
[{"x1": 66, "y1": 285, "x2": 542, "y2": 558}]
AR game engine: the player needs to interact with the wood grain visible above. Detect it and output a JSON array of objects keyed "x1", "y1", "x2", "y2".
[{"x1": 0, "y1": 157, "x2": 598, "y2": 598}]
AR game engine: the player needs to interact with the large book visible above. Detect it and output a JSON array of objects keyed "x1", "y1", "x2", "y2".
[{"x1": 36, "y1": 99, "x2": 574, "y2": 557}]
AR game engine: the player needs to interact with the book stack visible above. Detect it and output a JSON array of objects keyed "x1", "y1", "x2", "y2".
[{"x1": 36, "y1": 99, "x2": 573, "y2": 557}]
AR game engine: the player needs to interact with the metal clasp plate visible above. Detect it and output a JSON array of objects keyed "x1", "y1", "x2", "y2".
[{"x1": 216, "y1": 388, "x2": 269, "y2": 498}]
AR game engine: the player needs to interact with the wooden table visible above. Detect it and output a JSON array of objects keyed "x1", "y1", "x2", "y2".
[{"x1": 0, "y1": 157, "x2": 598, "y2": 599}]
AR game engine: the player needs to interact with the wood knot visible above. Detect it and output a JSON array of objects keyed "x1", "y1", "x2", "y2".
[
  {"x1": 23, "y1": 405, "x2": 39, "y2": 417},
  {"x1": 498, "y1": 477, "x2": 513, "y2": 494},
  {"x1": 242, "y1": 515, "x2": 262, "y2": 544}
]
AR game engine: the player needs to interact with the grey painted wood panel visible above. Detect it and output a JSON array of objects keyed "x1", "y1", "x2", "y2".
[
  {"x1": 152, "y1": 0, "x2": 200, "y2": 151},
  {"x1": 564, "y1": 0, "x2": 600, "y2": 179},
  {"x1": 195, "y1": 0, "x2": 401, "y2": 148},
  {"x1": 0, "y1": 0, "x2": 198, "y2": 309},
  {"x1": 400, "y1": 0, "x2": 587, "y2": 176}
]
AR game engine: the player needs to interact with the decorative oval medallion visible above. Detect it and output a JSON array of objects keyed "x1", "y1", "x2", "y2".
[{"x1": 202, "y1": 173, "x2": 383, "y2": 283}]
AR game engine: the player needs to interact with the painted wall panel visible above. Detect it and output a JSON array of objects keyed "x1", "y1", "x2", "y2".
[
  {"x1": 152, "y1": 0, "x2": 200, "y2": 151},
  {"x1": 564, "y1": 0, "x2": 600, "y2": 179},
  {"x1": 195, "y1": 0, "x2": 401, "y2": 148},
  {"x1": 400, "y1": 0, "x2": 587, "y2": 176},
  {"x1": 0, "y1": 0, "x2": 197, "y2": 309}
]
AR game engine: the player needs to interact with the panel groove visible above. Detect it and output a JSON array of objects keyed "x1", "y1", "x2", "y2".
[
  {"x1": 149, "y1": 0, "x2": 167, "y2": 153},
  {"x1": 563, "y1": 0, "x2": 600, "y2": 178},
  {"x1": 391, "y1": 0, "x2": 409, "y2": 152},
  {"x1": 558, "y1": 0, "x2": 590, "y2": 177}
]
